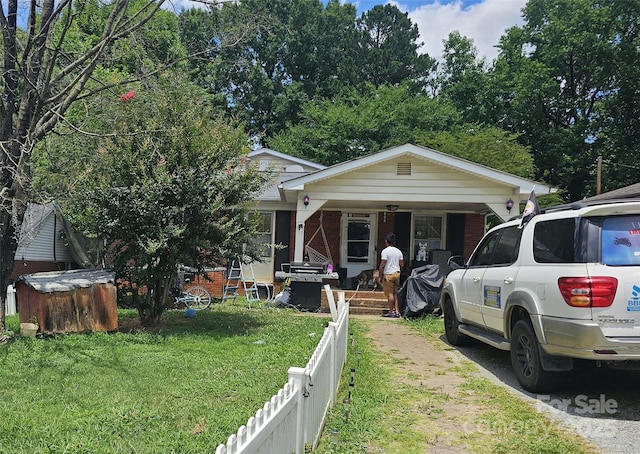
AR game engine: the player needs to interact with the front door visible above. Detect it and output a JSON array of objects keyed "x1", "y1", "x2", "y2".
[{"x1": 340, "y1": 213, "x2": 377, "y2": 278}]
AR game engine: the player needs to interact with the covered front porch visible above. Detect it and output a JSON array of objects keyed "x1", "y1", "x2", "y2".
[
  {"x1": 258, "y1": 144, "x2": 553, "y2": 283},
  {"x1": 236, "y1": 144, "x2": 556, "y2": 310}
]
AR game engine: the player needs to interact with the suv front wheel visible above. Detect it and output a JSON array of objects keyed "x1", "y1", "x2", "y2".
[
  {"x1": 443, "y1": 300, "x2": 471, "y2": 346},
  {"x1": 510, "y1": 319, "x2": 559, "y2": 392}
]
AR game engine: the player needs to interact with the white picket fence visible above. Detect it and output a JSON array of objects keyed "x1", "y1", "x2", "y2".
[{"x1": 215, "y1": 286, "x2": 350, "y2": 454}]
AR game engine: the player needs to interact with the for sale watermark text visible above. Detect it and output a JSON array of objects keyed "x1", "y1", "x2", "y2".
[{"x1": 537, "y1": 394, "x2": 618, "y2": 415}]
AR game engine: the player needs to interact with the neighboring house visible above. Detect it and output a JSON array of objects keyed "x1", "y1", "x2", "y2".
[
  {"x1": 582, "y1": 182, "x2": 640, "y2": 201},
  {"x1": 12, "y1": 202, "x2": 90, "y2": 282},
  {"x1": 247, "y1": 143, "x2": 556, "y2": 285}
]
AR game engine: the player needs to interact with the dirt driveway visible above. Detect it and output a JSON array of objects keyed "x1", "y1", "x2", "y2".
[
  {"x1": 362, "y1": 316, "x2": 478, "y2": 453},
  {"x1": 357, "y1": 315, "x2": 610, "y2": 454}
]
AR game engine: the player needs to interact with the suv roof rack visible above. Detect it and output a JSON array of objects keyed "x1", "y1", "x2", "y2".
[{"x1": 542, "y1": 198, "x2": 640, "y2": 214}]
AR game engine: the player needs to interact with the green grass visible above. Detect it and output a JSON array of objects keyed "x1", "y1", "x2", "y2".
[
  {"x1": 0, "y1": 302, "x2": 330, "y2": 453},
  {"x1": 1, "y1": 309, "x2": 597, "y2": 453},
  {"x1": 315, "y1": 315, "x2": 596, "y2": 453}
]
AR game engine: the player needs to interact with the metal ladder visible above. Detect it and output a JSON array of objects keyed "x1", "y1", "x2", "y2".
[{"x1": 223, "y1": 259, "x2": 261, "y2": 307}]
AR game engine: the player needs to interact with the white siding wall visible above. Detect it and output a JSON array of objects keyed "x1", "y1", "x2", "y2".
[
  {"x1": 307, "y1": 159, "x2": 511, "y2": 204},
  {"x1": 15, "y1": 213, "x2": 74, "y2": 262}
]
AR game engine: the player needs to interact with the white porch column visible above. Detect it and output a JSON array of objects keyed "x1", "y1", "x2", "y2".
[{"x1": 294, "y1": 197, "x2": 327, "y2": 262}]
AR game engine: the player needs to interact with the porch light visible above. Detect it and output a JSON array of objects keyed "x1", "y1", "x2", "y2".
[
  {"x1": 506, "y1": 199, "x2": 514, "y2": 213},
  {"x1": 303, "y1": 194, "x2": 310, "y2": 206},
  {"x1": 386, "y1": 204, "x2": 399, "y2": 212}
]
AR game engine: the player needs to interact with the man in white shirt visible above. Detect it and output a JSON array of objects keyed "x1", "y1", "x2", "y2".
[{"x1": 378, "y1": 233, "x2": 404, "y2": 318}]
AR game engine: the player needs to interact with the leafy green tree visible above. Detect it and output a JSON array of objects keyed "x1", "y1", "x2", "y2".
[
  {"x1": 180, "y1": 0, "x2": 361, "y2": 138},
  {"x1": 179, "y1": 2, "x2": 277, "y2": 135},
  {"x1": 180, "y1": 1, "x2": 433, "y2": 139},
  {"x1": 436, "y1": 31, "x2": 491, "y2": 124},
  {"x1": 0, "y1": 0, "x2": 165, "y2": 332},
  {"x1": 490, "y1": 0, "x2": 623, "y2": 200},
  {"x1": 415, "y1": 126, "x2": 535, "y2": 178},
  {"x1": 62, "y1": 76, "x2": 271, "y2": 325},
  {"x1": 357, "y1": 4, "x2": 433, "y2": 88},
  {"x1": 268, "y1": 84, "x2": 461, "y2": 165},
  {"x1": 595, "y1": 0, "x2": 640, "y2": 194},
  {"x1": 314, "y1": 0, "x2": 363, "y2": 97},
  {"x1": 268, "y1": 82, "x2": 535, "y2": 177}
]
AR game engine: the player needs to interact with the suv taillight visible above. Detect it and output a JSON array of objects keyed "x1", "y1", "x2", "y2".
[{"x1": 558, "y1": 277, "x2": 618, "y2": 307}]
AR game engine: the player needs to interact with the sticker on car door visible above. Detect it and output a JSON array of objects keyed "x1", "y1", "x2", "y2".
[{"x1": 484, "y1": 285, "x2": 501, "y2": 308}]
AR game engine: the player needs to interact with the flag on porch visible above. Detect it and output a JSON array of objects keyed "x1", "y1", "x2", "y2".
[{"x1": 519, "y1": 188, "x2": 540, "y2": 229}]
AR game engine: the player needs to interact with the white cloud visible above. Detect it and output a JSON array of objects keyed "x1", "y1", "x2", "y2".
[
  {"x1": 399, "y1": 0, "x2": 528, "y2": 63},
  {"x1": 163, "y1": 0, "x2": 208, "y2": 15}
]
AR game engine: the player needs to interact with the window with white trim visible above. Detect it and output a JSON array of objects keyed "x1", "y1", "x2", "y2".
[
  {"x1": 255, "y1": 212, "x2": 273, "y2": 257},
  {"x1": 413, "y1": 215, "x2": 443, "y2": 259}
]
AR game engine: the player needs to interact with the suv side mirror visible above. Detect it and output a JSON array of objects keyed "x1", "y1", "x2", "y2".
[{"x1": 447, "y1": 255, "x2": 465, "y2": 270}]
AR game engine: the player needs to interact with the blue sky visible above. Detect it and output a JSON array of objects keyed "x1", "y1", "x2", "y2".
[
  {"x1": 351, "y1": 0, "x2": 487, "y2": 13},
  {"x1": 348, "y1": 0, "x2": 528, "y2": 62},
  {"x1": 7, "y1": 1, "x2": 526, "y2": 62},
  {"x1": 167, "y1": 0, "x2": 527, "y2": 62}
]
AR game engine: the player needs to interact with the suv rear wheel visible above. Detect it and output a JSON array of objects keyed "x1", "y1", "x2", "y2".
[
  {"x1": 510, "y1": 319, "x2": 558, "y2": 392},
  {"x1": 443, "y1": 300, "x2": 471, "y2": 346}
]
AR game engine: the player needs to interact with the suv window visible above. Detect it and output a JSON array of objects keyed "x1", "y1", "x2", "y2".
[
  {"x1": 469, "y1": 226, "x2": 521, "y2": 267},
  {"x1": 533, "y1": 218, "x2": 576, "y2": 263},
  {"x1": 601, "y1": 215, "x2": 640, "y2": 265}
]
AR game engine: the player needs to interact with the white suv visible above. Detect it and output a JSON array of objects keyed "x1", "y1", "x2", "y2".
[{"x1": 440, "y1": 200, "x2": 640, "y2": 392}]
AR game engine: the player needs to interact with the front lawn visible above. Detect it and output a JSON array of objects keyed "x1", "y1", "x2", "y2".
[
  {"x1": 0, "y1": 303, "x2": 330, "y2": 453},
  {"x1": 1, "y1": 307, "x2": 595, "y2": 454}
]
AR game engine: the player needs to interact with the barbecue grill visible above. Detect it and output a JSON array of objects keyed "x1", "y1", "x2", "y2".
[{"x1": 276, "y1": 262, "x2": 339, "y2": 310}]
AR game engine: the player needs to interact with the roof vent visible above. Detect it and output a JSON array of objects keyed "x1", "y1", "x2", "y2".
[
  {"x1": 284, "y1": 164, "x2": 304, "y2": 172},
  {"x1": 396, "y1": 162, "x2": 412, "y2": 176}
]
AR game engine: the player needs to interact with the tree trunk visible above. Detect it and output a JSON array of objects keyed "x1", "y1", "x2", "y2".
[
  {"x1": 137, "y1": 276, "x2": 170, "y2": 326},
  {"x1": 0, "y1": 136, "x2": 32, "y2": 332}
]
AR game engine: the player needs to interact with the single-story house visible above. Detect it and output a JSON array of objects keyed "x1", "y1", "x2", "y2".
[{"x1": 245, "y1": 143, "x2": 556, "y2": 286}]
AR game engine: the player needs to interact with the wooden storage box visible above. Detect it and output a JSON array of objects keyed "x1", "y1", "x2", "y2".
[{"x1": 17, "y1": 269, "x2": 117, "y2": 334}]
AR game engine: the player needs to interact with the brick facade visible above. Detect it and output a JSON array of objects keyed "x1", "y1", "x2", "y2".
[
  {"x1": 191, "y1": 210, "x2": 487, "y2": 300},
  {"x1": 187, "y1": 270, "x2": 226, "y2": 299},
  {"x1": 289, "y1": 211, "x2": 342, "y2": 264},
  {"x1": 463, "y1": 213, "x2": 486, "y2": 260},
  {"x1": 288, "y1": 210, "x2": 485, "y2": 269}
]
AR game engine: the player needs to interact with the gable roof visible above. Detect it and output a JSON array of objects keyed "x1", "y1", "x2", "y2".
[
  {"x1": 16, "y1": 202, "x2": 92, "y2": 267},
  {"x1": 17, "y1": 202, "x2": 58, "y2": 248},
  {"x1": 248, "y1": 147, "x2": 326, "y2": 172},
  {"x1": 250, "y1": 147, "x2": 326, "y2": 202},
  {"x1": 582, "y1": 182, "x2": 640, "y2": 201},
  {"x1": 279, "y1": 143, "x2": 555, "y2": 196}
]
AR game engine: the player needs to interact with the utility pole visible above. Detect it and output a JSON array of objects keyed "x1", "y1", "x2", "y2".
[{"x1": 596, "y1": 156, "x2": 602, "y2": 195}]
